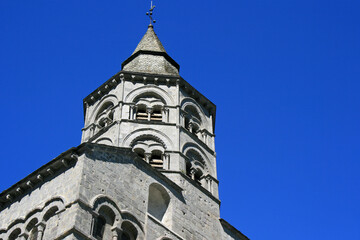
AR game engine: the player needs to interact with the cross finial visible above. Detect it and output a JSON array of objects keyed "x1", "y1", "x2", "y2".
[{"x1": 146, "y1": 1, "x2": 156, "y2": 26}]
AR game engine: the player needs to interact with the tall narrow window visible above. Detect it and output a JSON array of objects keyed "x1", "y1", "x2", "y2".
[
  {"x1": 26, "y1": 218, "x2": 39, "y2": 240},
  {"x1": 93, "y1": 216, "x2": 106, "y2": 240},
  {"x1": 194, "y1": 170, "x2": 203, "y2": 185},
  {"x1": 92, "y1": 205, "x2": 116, "y2": 240},
  {"x1": 186, "y1": 161, "x2": 192, "y2": 178}
]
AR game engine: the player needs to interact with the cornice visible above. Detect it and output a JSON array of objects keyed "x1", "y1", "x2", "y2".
[
  {"x1": 0, "y1": 147, "x2": 79, "y2": 210},
  {"x1": 0, "y1": 143, "x2": 186, "y2": 211}
]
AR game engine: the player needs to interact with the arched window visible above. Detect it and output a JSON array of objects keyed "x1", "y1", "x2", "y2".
[
  {"x1": 185, "y1": 149, "x2": 206, "y2": 186},
  {"x1": 120, "y1": 221, "x2": 138, "y2": 240},
  {"x1": 148, "y1": 183, "x2": 170, "y2": 223},
  {"x1": 92, "y1": 205, "x2": 116, "y2": 240},
  {"x1": 183, "y1": 105, "x2": 202, "y2": 136},
  {"x1": 26, "y1": 218, "x2": 39, "y2": 240},
  {"x1": 43, "y1": 206, "x2": 58, "y2": 221},
  {"x1": 134, "y1": 94, "x2": 165, "y2": 122},
  {"x1": 8, "y1": 228, "x2": 21, "y2": 240},
  {"x1": 132, "y1": 137, "x2": 166, "y2": 170},
  {"x1": 93, "y1": 216, "x2": 106, "y2": 239},
  {"x1": 96, "y1": 102, "x2": 115, "y2": 128},
  {"x1": 133, "y1": 148, "x2": 145, "y2": 160}
]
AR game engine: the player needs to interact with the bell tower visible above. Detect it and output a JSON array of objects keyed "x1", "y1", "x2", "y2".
[
  {"x1": 81, "y1": 24, "x2": 219, "y2": 198},
  {"x1": 0, "y1": 7, "x2": 249, "y2": 240}
]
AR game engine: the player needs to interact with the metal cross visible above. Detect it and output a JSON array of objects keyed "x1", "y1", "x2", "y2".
[{"x1": 146, "y1": 1, "x2": 156, "y2": 25}]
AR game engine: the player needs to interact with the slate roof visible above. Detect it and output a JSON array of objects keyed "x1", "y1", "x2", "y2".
[
  {"x1": 132, "y1": 25, "x2": 167, "y2": 54},
  {"x1": 122, "y1": 25, "x2": 180, "y2": 76}
]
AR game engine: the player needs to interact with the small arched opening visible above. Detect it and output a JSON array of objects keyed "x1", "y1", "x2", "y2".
[
  {"x1": 96, "y1": 102, "x2": 115, "y2": 128},
  {"x1": 120, "y1": 221, "x2": 138, "y2": 240},
  {"x1": 8, "y1": 228, "x2": 21, "y2": 240},
  {"x1": 26, "y1": 218, "x2": 39, "y2": 240},
  {"x1": 148, "y1": 183, "x2": 171, "y2": 224},
  {"x1": 43, "y1": 206, "x2": 58, "y2": 222},
  {"x1": 92, "y1": 205, "x2": 116, "y2": 240}
]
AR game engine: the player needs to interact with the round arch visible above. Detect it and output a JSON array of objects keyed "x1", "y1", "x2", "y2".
[
  {"x1": 95, "y1": 137, "x2": 113, "y2": 146},
  {"x1": 182, "y1": 143, "x2": 214, "y2": 176},
  {"x1": 181, "y1": 98, "x2": 208, "y2": 123},
  {"x1": 125, "y1": 85, "x2": 174, "y2": 105},
  {"x1": 121, "y1": 128, "x2": 173, "y2": 150},
  {"x1": 89, "y1": 94, "x2": 118, "y2": 123}
]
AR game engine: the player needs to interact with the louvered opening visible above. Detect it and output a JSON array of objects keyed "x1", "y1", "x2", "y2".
[
  {"x1": 150, "y1": 151, "x2": 163, "y2": 169},
  {"x1": 150, "y1": 108, "x2": 162, "y2": 122},
  {"x1": 136, "y1": 106, "x2": 147, "y2": 120}
]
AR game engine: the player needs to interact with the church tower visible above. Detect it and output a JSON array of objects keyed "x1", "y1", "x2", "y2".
[
  {"x1": 0, "y1": 19, "x2": 248, "y2": 240},
  {"x1": 81, "y1": 23, "x2": 218, "y2": 198}
]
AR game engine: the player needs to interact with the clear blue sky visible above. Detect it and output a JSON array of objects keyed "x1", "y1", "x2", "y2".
[{"x1": 1, "y1": 0, "x2": 359, "y2": 239}]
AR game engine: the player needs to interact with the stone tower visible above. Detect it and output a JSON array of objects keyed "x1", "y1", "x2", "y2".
[{"x1": 0, "y1": 24, "x2": 248, "y2": 240}]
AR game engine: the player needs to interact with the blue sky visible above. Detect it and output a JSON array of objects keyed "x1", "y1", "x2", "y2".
[{"x1": 1, "y1": 0, "x2": 360, "y2": 239}]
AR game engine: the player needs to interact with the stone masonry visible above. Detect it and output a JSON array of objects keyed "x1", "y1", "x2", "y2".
[{"x1": 0, "y1": 25, "x2": 249, "y2": 240}]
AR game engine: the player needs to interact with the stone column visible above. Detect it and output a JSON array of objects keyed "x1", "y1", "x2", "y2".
[
  {"x1": 146, "y1": 107, "x2": 153, "y2": 121},
  {"x1": 111, "y1": 227, "x2": 123, "y2": 240},
  {"x1": 190, "y1": 169, "x2": 196, "y2": 180},
  {"x1": 129, "y1": 104, "x2": 135, "y2": 120},
  {"x1": 117, "y1": 102, "x2": 123, "y2": 120},
  {"x1": 144, "y1": 153, "x2": 151, "y2": 163},
  {"x1": 180, "y1": 111, "x2": 186, "y2": 127},
  {"x1": 163, "y1": 153, "x2": 170, "y2": 170},
  {"x1": 19, "y1": 233, "x2": 29, "y2": 240},
  {"x1": 163, "y1": 107, "x2": 169, "y2": 123},
  {"x1": 206, "y1": 175, "x2": 213, "y2": 193},
  {"x1": 90, "y1": 124, "x2": 96, "y2": 138},
  {"x1": 36, "y1": 222, "x2": 46, "y2": 240},
  {"x1": 188, "y1": 122, "x2": 194, "y2": 133}
]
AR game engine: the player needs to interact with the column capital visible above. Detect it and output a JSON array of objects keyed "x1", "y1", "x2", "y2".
[
  {"x1": 19, "y1": 233, "x2": 29, "y2": 240},
  {"x1": 144, "y1": 153, "x2": 152, "y2": 163},
  {"x1": 146, "y1": 107, "x2": 153, "y2": 114},
  {"x1": 36, "y1": 221, "x2": 46, "y2": 233},
  {"x1": 111, "y1": 226, "x2": 123, "y2": 238}
]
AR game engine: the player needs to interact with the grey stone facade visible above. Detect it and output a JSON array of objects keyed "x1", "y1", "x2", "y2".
[{"x1": 0, "y1": 25, "x2": 248, "y2": 240}]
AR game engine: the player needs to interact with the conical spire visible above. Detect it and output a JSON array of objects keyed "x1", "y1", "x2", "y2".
[
  {"x1": 122, "y1": 25, "x2": 180, "y2": 76},
  {"x1": 132, "y1": 25, "x2": 166, "y2": 55}
]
